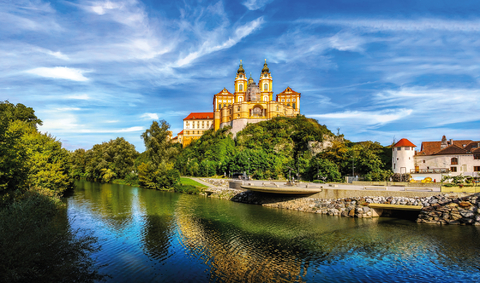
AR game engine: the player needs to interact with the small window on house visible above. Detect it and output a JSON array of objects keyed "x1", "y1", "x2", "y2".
[
  {"x1": 451, "y1": 157, "x2": 458, "y2": 165},
  {"x1": 292, "y1": 103, "x2": 296, "y2": 109},
  {"x1": 264, "y1": 83, "x2": 268, "y2": 91},
  {"x1": 282, "y1": 99, "x2": 285, "y2": 102},
  {"x1": 423, "y1": 160, "x2": 425, "y2": 163},
  {"x1": 450, "y1": 167, "x2": 457, "y2": 172},
  {"x1": 239, "y1": 84, "x2": 243, "y2": 91},
  {"x1": 397, "y1": 147, "x2": 402, "y2": 150},
  {"x1": 394, "y1": 164, "x2": 395, "y2": 169},
  {"x1": 397, "y1": 158, "x2": 399, "y2": 160},
  {"x1": 474, "y1": 166, "x2": 480, "y2": 172},
  {"x1": 474, "y1": 154, "x2": 480, "y2": 160},
  {"x1": 239, "y1": 97, "x2": 243, "y2": 102},
  {"x1": 405, "y1": 147, "x2": 410, "y2": 150},
  {"x1": 287, "y1": 99, "x2": 290, "y2": 102}
]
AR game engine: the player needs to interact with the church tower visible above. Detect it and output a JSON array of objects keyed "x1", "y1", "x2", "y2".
[
  {"x1": 234, "y1": 60, "x2": 247, "y2": 103},
  {"x1": 259, "y1": 59, "x2": 273, "y2": 101}
]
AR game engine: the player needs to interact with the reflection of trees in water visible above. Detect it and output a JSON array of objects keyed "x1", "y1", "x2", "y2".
[
  {"x1": 74, "y1": 181, "x2": 134, "y2": 230},
  {"x1": 175, "y1": 196, "x2": 480, "y2": 280},
  {"x1": 142, "y1": 214, "x2": 174, "y2": 261},
  {"x1": 175, "y1": 197, "x2": 310, "y2": 282},
  {"x1": 138, "y1": 189, "x2": 178, "y2": 262}
]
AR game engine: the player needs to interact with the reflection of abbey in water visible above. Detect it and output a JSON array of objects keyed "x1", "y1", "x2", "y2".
[{"x1": 173, "y1": 60, "x2": 301, "y2": 147}]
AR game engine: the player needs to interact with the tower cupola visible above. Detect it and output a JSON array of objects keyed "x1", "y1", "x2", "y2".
[
  {"x1": 261, "y1": 59, "x2": 269, "y2": 73},
  {"x1": 237, "y1": 60, "x2": 245, "y2": 74}
]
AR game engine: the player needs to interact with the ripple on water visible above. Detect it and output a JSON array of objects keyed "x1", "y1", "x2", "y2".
[{"x1": 68, "y1": 181, "x2": 480, "y2": 282}]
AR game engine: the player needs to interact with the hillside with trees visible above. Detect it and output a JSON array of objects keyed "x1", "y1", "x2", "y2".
[{"x1": 175, "y1": 115, "x2": 392, "y2": 182}]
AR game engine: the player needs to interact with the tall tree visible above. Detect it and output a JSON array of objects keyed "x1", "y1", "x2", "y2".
[{"x1": 0, "y1": 101, "x2": 43, "y2": 128}]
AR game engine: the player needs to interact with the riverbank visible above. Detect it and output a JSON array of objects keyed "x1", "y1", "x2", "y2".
[{"x1": 196, "y1": 178, "x2": 480, "y2": 225}]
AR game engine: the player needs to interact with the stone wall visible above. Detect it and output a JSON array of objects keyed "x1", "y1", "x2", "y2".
[{"x1": 417, "y1": 194, "x2": 480, "y2": 225}]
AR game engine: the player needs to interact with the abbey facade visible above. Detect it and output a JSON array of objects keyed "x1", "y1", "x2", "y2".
[
  {"x1": 214, "y1": 60, "x2": 301, "y2": 134},
  {"x1": 174, "y1": 60, "x2": 301, "y2": 147}
]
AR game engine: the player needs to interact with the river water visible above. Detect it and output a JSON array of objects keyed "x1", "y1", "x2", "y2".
[{"x1": 66, "y1": 180, "x2": 480, "y2": 282}]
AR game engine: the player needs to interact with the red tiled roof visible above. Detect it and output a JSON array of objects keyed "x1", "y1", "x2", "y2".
[
  {"x1": 418, "y1": 141, "x2": 442, "y2": 155},
  {"x1": 433, "y1": 144, "x2": 467, "y2": 155},
  {"x1": 419, "y1": 139, "x2": 475, "y2": 155},
  {"x1": 183, "y1": 112, "x2": 214, "y2": 120},
  {"x1": 393, "y1": 138, "x2": 416, "y2": 148},
  {"x1": 276, "y1": 86, "x2": 301, "y2": 96},
  {"x1": 178, "y1": 130, "x2": 184, "y2": 135},
  {"x1": 172, "y1": 136, "x2": 178, "y2": 140}
]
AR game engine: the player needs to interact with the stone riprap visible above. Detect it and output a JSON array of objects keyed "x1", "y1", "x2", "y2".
[
  {"x1": 202, "y1": 186, "x2": 480, "y2": 225},
  {"x1": 416, "y1": 194, "x2": 480, "y2": 225}
]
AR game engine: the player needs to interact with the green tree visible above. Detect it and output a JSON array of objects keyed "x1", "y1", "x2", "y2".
[
  {"x1": 139, "y1": 120, "x2": 180, "y2": 189},
  {"x1": 0, "y1": 100, "x2": 43, "y2": 128},
  {"x1": 307, "y1": 156, "x2": 342, "y2": 182}
]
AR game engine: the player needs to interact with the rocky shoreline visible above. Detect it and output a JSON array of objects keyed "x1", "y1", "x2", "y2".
[{"x1": 199, "y1": 178, "x2": 480, "y2": 225}]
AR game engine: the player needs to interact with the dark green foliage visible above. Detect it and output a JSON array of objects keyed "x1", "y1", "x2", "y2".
[
  {"x1": 175, "y1": 127, "x2": 235, "y2": 177},
  {"x1": 306, "y1": 156, "x2": 342, "y2": 182},
  {"x1": 138, "y1": 162, "x2": 180, "y2": 190},
  {"x1": 0, "y1": 189, "x2": 103, "y2": 282},
  {"x1": 173, "y1": 184, "x2": 204, "y2": 194},
  {"x1": 139, "y1": 120, "x2": 181, "y2": 190},
  {"x1": 0, "y1": 100, "x2": 43, "y2": 128},
  {"x1": 0, "y1": 120, "x2": 29, "y2": 200},
  {"x1": 82, "y1": 137, "x2": 139, "y2": 182}
]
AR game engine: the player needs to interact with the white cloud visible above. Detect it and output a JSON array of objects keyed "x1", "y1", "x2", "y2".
[
  {"x1": 242, "y1": 0, "x2": 273, "y2": 10},
  {"x1": 46, "y1": 50, "x2": 69, "y2": 60},
  {"x1": 65, "y1": 94, "x2": 91, "y2": 100},
  {"x1": 301, "y1": 18, "x2": 480, "y2": 32},
  {"x1": 175, "y1": 17, "x2": 264, "y2": 67},
  {"x1": 310, "y1": 108, "x2": 413, "y2": 127},
  {"x1": 26, "y1": 67, "x2": 90, "y2": 81},
  {"x1": 141, "y1": 113, "x2": 159, "y2": 120},
  {"x1": 372, "y1": 87, "x2": 480, "y2": 126},
  {"x1": 329, "y1": 31, "x2": 365, "y2": 52},
  {"x1": 90, "y1": 1, "x2": 120, "y2": 15}
]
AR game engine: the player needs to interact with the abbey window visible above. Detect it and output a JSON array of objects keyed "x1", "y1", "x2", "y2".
[
  {"x1": 264, "y1": 83, "x2": 268, "y2": 91},
  {"x1": 239, "y1": 84, "x2": 243, "y2": 91}
]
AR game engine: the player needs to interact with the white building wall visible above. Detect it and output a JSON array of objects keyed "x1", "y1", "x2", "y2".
[
  {"x1": 414, "y1": 154, "x2": 480, "y2": 177},
  {"x1": 392, "y1": 146, "x2": 416, "y2": 174}
]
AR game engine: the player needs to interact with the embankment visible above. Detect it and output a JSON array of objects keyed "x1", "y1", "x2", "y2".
[{"x1": 200, "y1": 179, "x2": 480, "y2": 225}]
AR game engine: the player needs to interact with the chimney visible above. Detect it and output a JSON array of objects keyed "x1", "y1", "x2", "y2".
[
  {"x1": 449, "y1": 139, "x2": 453, "y2": 146},
  {"x1": 441, "y1": 135, "x2": 448, "y2": 149}
]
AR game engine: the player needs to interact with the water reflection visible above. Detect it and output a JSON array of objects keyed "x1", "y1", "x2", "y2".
[{"x1": 68, "y1": 181, "x2": 480, "y2": 282}]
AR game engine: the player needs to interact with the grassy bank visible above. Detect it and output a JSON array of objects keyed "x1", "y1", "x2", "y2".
[
  {"x1": 173, "y1": 177, "x2": 208, "y2": 195},
  {"x1": 0, "y1": 188, "x2": 104, "y2": 282}
]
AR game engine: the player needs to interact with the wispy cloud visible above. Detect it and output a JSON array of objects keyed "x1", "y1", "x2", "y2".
[
  {"x1": 26, "y1": 67, "x2": 91, "y2": 81},
  {"x1": 141, "y1": 113, "x2": 159, "y2": 120},
  {"x1": 242, "y1": 0, "x2": 273, "y2": 11},
  {"x1": 300, "y1": 18, "x2": 480, "y2": 32},
  {"x1": 310, "y1": 108, "x2": 413, "y2": 128}
]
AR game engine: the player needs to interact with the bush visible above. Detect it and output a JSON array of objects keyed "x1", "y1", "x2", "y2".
[{"x1": 173, "y1": 184, "x2": 204, "y2": 195}]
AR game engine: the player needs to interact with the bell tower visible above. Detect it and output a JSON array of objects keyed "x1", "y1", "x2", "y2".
[
  {"x1": 234, "y1": 60, "x2": 247, "y2": 103},
  {"x1": 259, "y1": 59, "x2": 273, "y2": 101}
]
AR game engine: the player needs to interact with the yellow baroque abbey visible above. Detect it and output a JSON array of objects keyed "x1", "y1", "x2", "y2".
[
  {"x1": 174, "y1": 60, "x2": 301, "y2": 147},
  {"x1": 214, "y1": 60, "x2": 301, "y2": 133}
]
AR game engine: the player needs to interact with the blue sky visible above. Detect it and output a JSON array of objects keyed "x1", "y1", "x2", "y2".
[{"x1": 1, "y1": 0, "x2": 480, "y2": 151}]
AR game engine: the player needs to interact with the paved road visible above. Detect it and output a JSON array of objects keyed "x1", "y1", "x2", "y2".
[
  {"x1": 183, "y1": 177, "x2": 441, "y2": 192},
  {"x1": 237, "y1": 180, "x2": 441, "y2": 192}
]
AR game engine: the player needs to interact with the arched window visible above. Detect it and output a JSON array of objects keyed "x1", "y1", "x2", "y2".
[
  {"x1": 239, "y1": 84, "x2": 243, "y2": 91},
  {"x1": 264, "y1": 83, "x2": 268, "y2": 91},
  {"x1": 292, "y1": 103, "x2": 296, "y2": 109},
  {"x1": 263, "y1": 96, "x2": 267, "y2": 101},
  {"x1": 451, "y1": 157, "x2": 458, "y2": 165},
  {"x1": 239, "y1": 97, "x2": 243, "y2": 102}
]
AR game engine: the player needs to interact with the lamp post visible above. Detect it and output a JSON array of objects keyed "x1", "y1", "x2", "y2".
[{"x1": 352, "y1": 154, "x2": 355, "y2": 181}]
